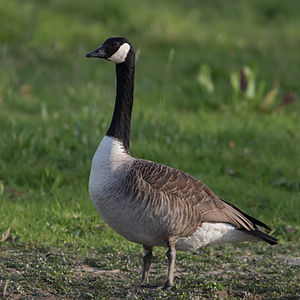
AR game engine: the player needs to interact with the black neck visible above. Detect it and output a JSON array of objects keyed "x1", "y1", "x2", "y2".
[{"x1": 106, "y1": 53, "x2": 135, "y2": 152}]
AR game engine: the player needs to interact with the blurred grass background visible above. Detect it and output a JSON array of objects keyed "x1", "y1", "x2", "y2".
[{"x1": 0, "y1": 0, "x2": 299, "y2": 248}]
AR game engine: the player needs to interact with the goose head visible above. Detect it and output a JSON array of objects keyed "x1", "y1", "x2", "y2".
[{"x1": 86, "y1": 37, "x2": 133, "y2": 64}]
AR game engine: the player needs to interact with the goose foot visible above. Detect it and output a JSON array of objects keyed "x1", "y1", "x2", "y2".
[{"x1": 162, "y1": 280, "x2": 173, "y2": 290}]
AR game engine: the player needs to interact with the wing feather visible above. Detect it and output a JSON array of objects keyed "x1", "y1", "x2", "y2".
[{"x1": 132, "y1": 159, "x2": 264, "y2": 232}]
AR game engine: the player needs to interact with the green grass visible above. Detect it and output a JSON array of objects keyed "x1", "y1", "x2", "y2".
[{"x1": 0, "y1": 0, "x2": 300, "y2": 298}]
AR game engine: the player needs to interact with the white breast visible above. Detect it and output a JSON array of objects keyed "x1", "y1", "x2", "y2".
[
  {"x1": 89, "y1": 135, "x2": 132, "y2": 198},
  {"x1": 175, "y1": 222, "x2": 258, "y2": 251}
]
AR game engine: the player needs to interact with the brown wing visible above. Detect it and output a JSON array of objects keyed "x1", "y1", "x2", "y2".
[{"x1": 132, "y1": 159, "x2": 263, "y2": 232}]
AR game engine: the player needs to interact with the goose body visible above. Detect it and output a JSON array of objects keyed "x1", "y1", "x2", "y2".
[
  {"x1": 86, "y1": 37, "x2": 277, "y2": 289},
  {"x1": 89, "y1": 136, "x2": 259, "y2": 250}
]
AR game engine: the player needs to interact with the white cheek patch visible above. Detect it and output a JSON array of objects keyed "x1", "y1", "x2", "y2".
[{"x1": 108, "y1": 43, "x2": 130, "y2": 64}]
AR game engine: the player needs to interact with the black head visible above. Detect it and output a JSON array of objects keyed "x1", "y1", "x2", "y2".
[{"x1": 86, "y1": 37, "x2": 133, "y2": 64}]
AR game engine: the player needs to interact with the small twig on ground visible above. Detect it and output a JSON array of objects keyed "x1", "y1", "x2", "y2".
[{"x1": 2, "y1": 280, "x2": 9, "y2": 298}]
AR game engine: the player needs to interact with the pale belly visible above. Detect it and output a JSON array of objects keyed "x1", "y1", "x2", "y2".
[{"x1": 90, "y1": 191, "x2": 169, "y2": 247}]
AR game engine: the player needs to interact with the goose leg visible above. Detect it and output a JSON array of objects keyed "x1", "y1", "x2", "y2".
[
  {"x1": 140, "y1": 245, "x2": 153, "y2": 285},
  {"x1": 163, "y1": 241, "x2": 176, "y2": 290}
]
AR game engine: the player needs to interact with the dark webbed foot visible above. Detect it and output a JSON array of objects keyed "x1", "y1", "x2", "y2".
[{"x1": 162, "y1": 280, "x2": 173, "y2": 290}]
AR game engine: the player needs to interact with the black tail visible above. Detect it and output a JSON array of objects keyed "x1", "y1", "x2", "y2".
[
  {"x1": 243, "y1": 229, "x2": 278, "y2": 245},
  {"x1": 218, "y1": 197, "x2": 278, "y2": 245}
]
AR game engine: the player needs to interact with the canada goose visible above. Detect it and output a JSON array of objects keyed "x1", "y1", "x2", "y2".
[{"x1": 86, "y1": 37, "x2": 278, "y2": 290}]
